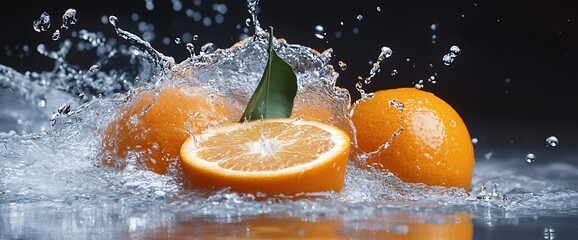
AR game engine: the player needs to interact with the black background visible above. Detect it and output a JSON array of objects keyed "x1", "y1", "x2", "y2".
[{"x1": 1, "y1": 0, "x2": 577, "y2": 161}]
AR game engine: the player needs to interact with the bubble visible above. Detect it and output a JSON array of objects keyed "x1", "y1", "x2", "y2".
[
  {"x1": 356, "y1": 15, "x2": 363, "y2": 21},
  {"x1": 391, "y1": 69, "x2": 398, "y2": 76},
  {"x1": 545, "y1": 136, "x2": 558, "y2": 147},
  {"x1": 431, "y1": 23, "x2": 439, "y2": 31},
  {"x1": 484, "y1": 151, "x2": 493, "y2": 160},
  {"x1": 174, "y1": 38, "x2": 181, "y2": 44},
  {"x1": 314, "y1": 25, "x2": 326, "y2": 39},
  {"x1": 525, "y1": 153, "x2": 536, "y2": 163},
  {"x1": 472, "y1": 138, "x2": 478, "y2": 144},
  {"x1": 33, "y1": 12, "x2": 51, "y2": 32},
  {"x1": 376, "y1": 6, "x2": 381, "y2": 12},
  {"x1": 193, "y1": 34, "x2": 199, "y2": 41}
]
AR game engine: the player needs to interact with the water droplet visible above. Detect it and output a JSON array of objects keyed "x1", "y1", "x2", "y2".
[
  {"x1": 525, "y1": 153, "x2": 536, "y2": 163},
  {"x1": 33, "y1": 12, "x2": 51, "y2": 32},
  {"x1": 543, "y1": 227, "x2": 555, "y2": 240},
  {"x1": 193, "y1": 34, "x2": 199, "y2": 41},
  {"x1": 391, "y1": 69, "x2": 398, "y2": 75},
  {"x1": 450, "y1": 45, "x2": 461, "y2": 55},
  {"x1": 61, "y1": 8, "x2": 78, "y2": 30},
  {"x1": 389, "y1": 100, "x2": 404, "y2": 112},
  {"x1": 340, "y1": 21, "x2": 344, "y2": 26},
  {"x1": 89, "y1": 64, "x2": 100, "y2": 72},
  {"x1": 545, "y1": 136, "x2": 558, "y2": 147},
  {"x1": 174, "y1": 38, "x2": 181, "y2": 44},
  {"x1": 52, "y1": 30, "x2": 61, "y2": 41},
  {"x1": 376, "y1": 6, "x2": 381, "y2": 12},
  {"x1": 314, "y1": 25, "x2": 326, "y2": 39},
  {"x1": 352, "y1": 27, "x2": 359, "y2": 35},
  {"x1": 505, "y1": 78, "x2": 511, "y2": 83},
  {"x1": 414, "y1": 83, "x2": 424, "y2": 89},
  {"x1": 57, "y1": 102, "x2": 71, "y2": 115},
  {"x1": 338, "y1": 61, "x2": 347, "y2": 71},
  {"x1": 471, "y1": 138, "x2": 478, "y2": 144},
  {"x1": 78, "y1": 92, "x2": 85, "y2": 99},
  {"x1": 485, "y1": 151, "x2": 493, "y2": 160},
  {"x1": 109, "y1": 15, "x2": 119, "y2": 28},
  {"x1": 356, "y1": 15, "x2": 363, "y2": 21},
  {"x1": 186, "y1": 43, "x2": 195, "y2": 59},
  {"x1": 442, "y1": 45, "x2": 461, "y2": 65},
  {"x1": 38, "y1": 98, "x2": 46, "y2": 108},
  {"x1": 430, "y1": 23, "x2": 439, "y2": 31}
]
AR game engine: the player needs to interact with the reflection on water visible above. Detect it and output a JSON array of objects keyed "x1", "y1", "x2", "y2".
[{"x1": 1, "y1": 1, "x2": 578, "y2": 239}]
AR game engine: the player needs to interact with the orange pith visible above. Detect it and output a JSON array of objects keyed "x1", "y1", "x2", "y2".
[
  {"x1": 100, "y1": 84, "x2": 238, "y2": 174},
  {"x1": 180, "y1": 118, "x2": 351, "y2": 196},
  {"x1": 351, "y1": 87, "x2": 474, "y2": 189}
]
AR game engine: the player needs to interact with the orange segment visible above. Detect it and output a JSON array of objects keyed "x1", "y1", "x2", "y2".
[
  {"x1": 100, "y1": 84, "x2": 238, "y2": 174},
  {"x1": 180, "y1": 118, "x2": 350, "y2": 196},
  {"x1": 351, "y1": 87, "x2": 474, "y2": 189}
]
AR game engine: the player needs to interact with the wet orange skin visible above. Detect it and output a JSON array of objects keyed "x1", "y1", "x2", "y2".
[
  {"x1": 351, "y1": 88, "x2": 475, "y2": 189},
  {"x1": 100, "y1": 84, "x2": 238, "y2": 174}
]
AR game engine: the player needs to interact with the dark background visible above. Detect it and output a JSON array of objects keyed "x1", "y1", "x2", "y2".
[{"x1": 1, "y1": 0, "x2": 577, "y2": 161}]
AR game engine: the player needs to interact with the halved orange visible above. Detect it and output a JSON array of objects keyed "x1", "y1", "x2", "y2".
[{"x1": 180, "y1": 118, "x2": 351, "y2": 196}]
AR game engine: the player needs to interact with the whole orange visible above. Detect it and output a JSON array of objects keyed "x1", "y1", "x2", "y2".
[
  {"x1": 351, "y1": 87, "x2": 474, "y2": 189},
  {"x1": 100, "y1": 84, "x2": 239, "y2": 174}
]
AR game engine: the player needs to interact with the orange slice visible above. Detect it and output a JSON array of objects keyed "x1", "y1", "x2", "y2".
[{"x1": 180, "y1": 118, "x2": 351, "y2": 196}]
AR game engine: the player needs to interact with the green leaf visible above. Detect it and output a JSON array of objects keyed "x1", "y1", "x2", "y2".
[{"x1": 239, "y1": 27, "x2": 298, "y2": 122}]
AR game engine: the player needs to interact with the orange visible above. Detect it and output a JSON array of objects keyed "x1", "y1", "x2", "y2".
[
  {"x1": 100, "y1": 84, "x2": 238, "y2": 174},
  {"x1": 351, "y1": 87, "x2": 474, "y2": 189},
  {"x1": 179, "y1": 118, "x2": 350, "y2": 196}
]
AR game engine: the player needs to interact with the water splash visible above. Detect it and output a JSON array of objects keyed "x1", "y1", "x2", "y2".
[{"x1": 2, "y1": 1, "x2": 578, "y2": 238}]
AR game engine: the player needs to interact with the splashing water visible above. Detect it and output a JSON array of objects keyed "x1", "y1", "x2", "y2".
[{"x1": 1, "y1": 1, "x2": 578, "y2": 239}]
